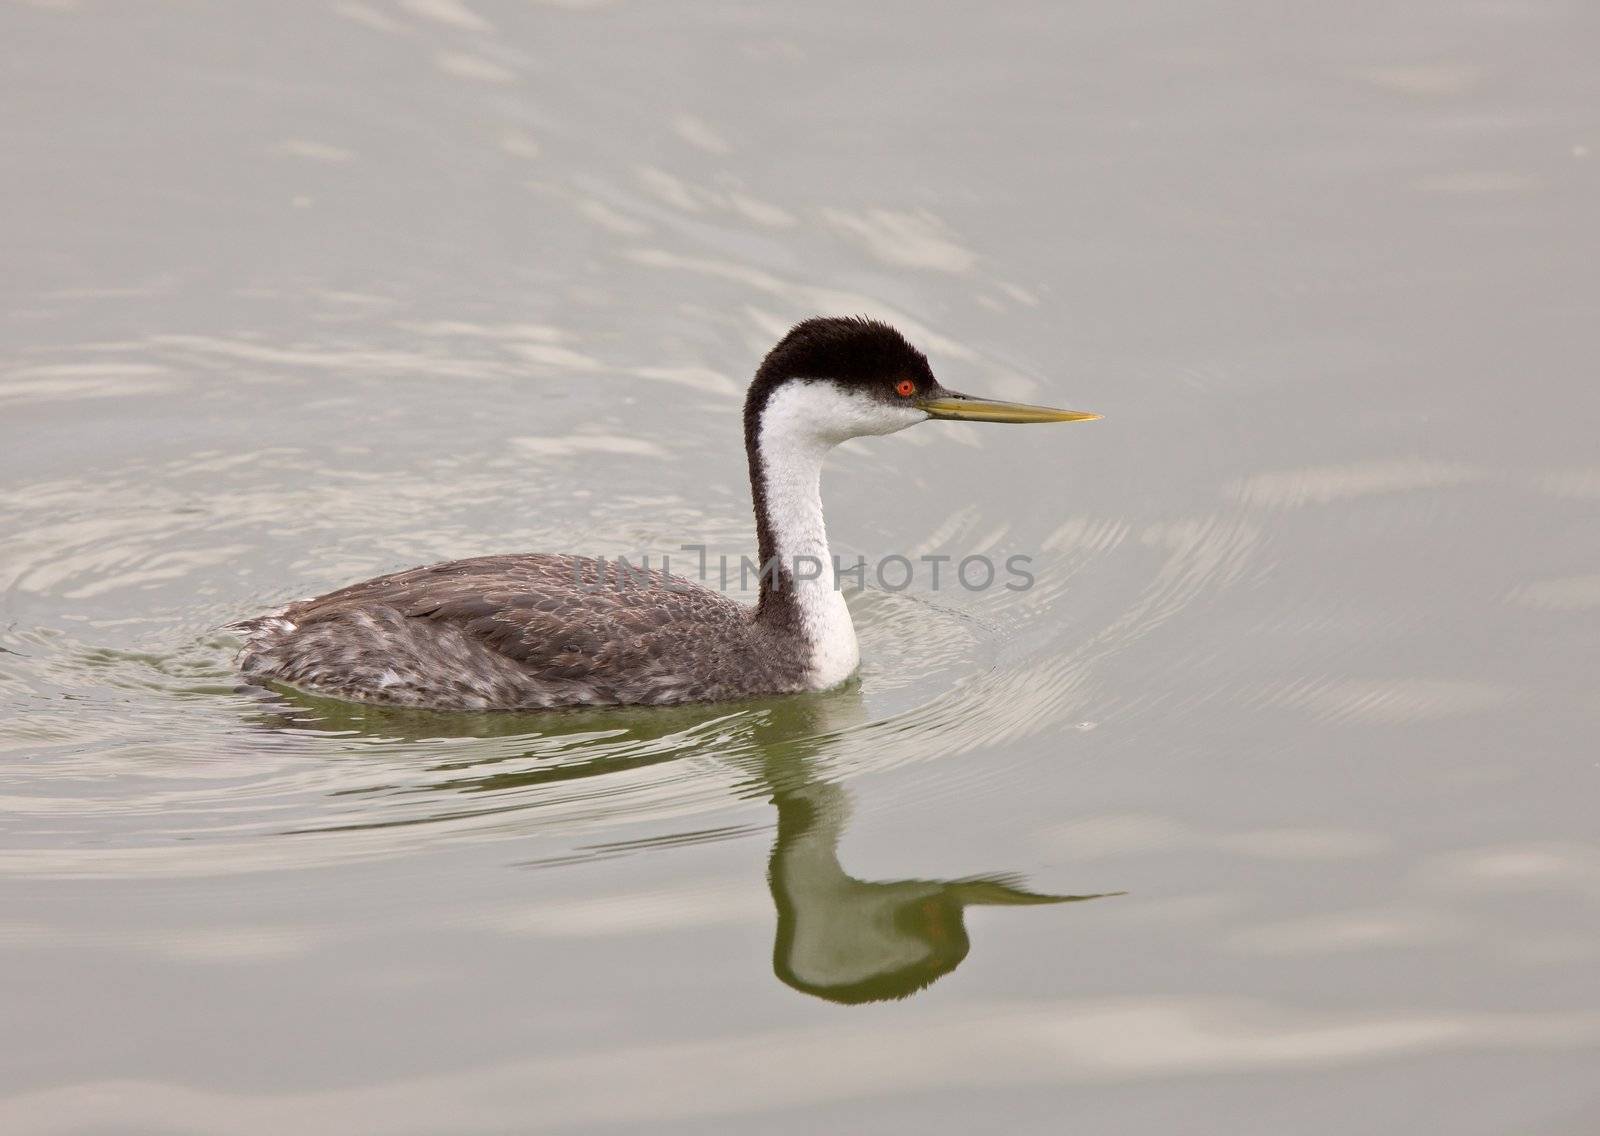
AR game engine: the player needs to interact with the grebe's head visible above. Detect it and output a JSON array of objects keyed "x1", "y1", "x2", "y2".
[{"x1": 744, "y1": 316, "x2": 1099, "y2": 450}]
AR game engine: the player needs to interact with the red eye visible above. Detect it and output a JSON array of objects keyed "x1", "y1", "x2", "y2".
[{"x1": 895, "y1": 379, "x2": 916, "y2": 398}]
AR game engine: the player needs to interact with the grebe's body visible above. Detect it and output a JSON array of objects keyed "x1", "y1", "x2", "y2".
[
  {"x1": 235, "y1": 318, "x2": 1096, "y2": 710},
  {"x1": 235, "y1": 554, "x2": 811, "y2": 709}
]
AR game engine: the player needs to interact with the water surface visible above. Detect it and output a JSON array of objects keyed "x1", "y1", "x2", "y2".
[{"x1": 2, "y1": 1, "x2": 1598, "y2": 1132}]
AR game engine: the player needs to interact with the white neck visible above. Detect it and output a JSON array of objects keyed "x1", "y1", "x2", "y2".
[{"x1": 756, "y1": 384, "x2": 862, "y2": 689}]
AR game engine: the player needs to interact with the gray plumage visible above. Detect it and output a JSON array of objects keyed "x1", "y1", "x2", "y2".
[{"x1": 235, "y1": 554, "x2": 809, "y2": 709}]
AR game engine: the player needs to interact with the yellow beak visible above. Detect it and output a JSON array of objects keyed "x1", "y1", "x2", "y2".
[{"x1": 919, "y1": 392, "x2": 1101, "y2": 424}]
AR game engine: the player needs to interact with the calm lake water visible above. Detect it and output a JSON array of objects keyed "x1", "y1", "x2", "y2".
[{"x1": 3, "y1": 2, "x2": 1598, "y2": 1133}]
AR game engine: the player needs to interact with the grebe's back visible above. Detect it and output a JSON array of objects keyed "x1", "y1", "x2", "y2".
[{"x1": 236, "y1": 553, "x2": 806, "y2": 710}]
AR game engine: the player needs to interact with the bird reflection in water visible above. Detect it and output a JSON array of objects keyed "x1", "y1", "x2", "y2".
[
  {"x1": 248, "y1": 685, "x2": 1116, "y2": 1004},
  {"x1": 764, "y1": 766, "x2": 1109, "y2": 1003}
]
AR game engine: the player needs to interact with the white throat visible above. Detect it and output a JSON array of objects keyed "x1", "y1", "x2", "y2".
[
  {"x1": 756, "y1": 384, "x2": 859, "y2": 689},
  {"x1": 756, "y1": 382, "x2": 922, "y2": 688}
]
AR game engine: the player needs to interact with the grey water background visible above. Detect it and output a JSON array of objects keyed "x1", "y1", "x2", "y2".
[{"x1": 2, "y1": 1, "x2": 1598, "y2": 1132}]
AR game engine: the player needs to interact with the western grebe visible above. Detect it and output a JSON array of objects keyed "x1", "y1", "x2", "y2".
[{"x1": 235, "y1": 316, "x2": 1098, "y2": 709}]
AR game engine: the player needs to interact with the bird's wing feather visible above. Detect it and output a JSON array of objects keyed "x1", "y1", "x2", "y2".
[{"x1": 281, "y1": 553, "x2": 753, "y2": 687}]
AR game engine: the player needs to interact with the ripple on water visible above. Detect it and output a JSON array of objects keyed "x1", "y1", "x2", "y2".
[
  {"x1": 0, "y1": 368, "x2": 1291, "y2": 881},
  {"x1": 0, "y1": 555, "x2": 1248, "y2": 884}
]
